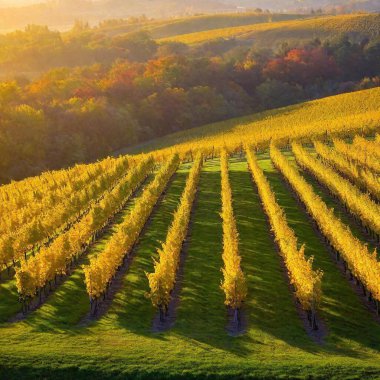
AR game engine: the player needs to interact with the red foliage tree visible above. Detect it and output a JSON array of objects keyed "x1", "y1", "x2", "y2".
[{"x1": 263, "y1": 47, "x2": 340, "y2": 86}]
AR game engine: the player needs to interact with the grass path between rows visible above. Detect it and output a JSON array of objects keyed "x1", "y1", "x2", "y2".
[
  {"x1": 174, "y1": 156, "x2": 310, "y2": 357},
  {"x1": 97, "y1": 162, "x2": 192, "y2": 332},
  {"x1": 172, "y1": 159, "x2": 226, "y2": 344},
  {"x1": 0, "y1": 274, "x2": 20, "y2": 323},
  {"x1": 228, "y1": 157, "x2": 309, "y2": 353},
  {"x1": 0, "y1": 172, "x2": 158, "y2": 325},
  {"x1": 23, "y1": 173, "x2": 156, "y2": 331},
  {"x1": 296, "y1": 149, "x2": 379, "y2": 252},
  {"x1": 3, "y1": 157, "x2": 380, "y2": 378},
  {"x1": 262, "y1": 151, "x2": 380, "y2": 354}
]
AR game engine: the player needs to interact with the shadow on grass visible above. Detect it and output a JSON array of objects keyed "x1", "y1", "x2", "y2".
[
  {"x1": 259, "y1": 151, "x2": 380, "y2": 358},
  {"x1": 7, "y1": 155, "x2": 380, "y2": 361},
  {"x1": 92, "y1": 156, "x2": 380, "y2": 357},
  {"x1": 170, "y1": 159, "x2": 253, "y2": 355},
  {"x1": 91, "y1": 166, "x2": 192, "y2": 341},
  {"x1": 18, "y1": 173, "x2": 159, "y2": 333},
  {"x1": 165, "y1": 158, "x2": 312, "y2": 356},
  {"x1": 0, "y1": 278, "x2": 21, "y2": 324},
  {"x1": 227, "y1": 158, "x2": 314, "y2": 355}
]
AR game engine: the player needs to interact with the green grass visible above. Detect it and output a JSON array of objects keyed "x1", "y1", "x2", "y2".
[
  {"x1": 287, "y1": 150, "x2": 379, "y2": 252},
  {"x1": 3, "y1": 156, "x2": 380, "y2": 378},
  {"x1": 23, "y1": 173, "x2": 156, "y2": 330},
  {"x1": 0, "y1": 274, "x2": 20, "y2": 323},
  {"x1": 97, "y1": 162, "x2": 192, "y2": 332},
  {"x1": 173, "y1": 158, "x2": 225, "y2": 340},
  {"x1": 228, "y1": 157, "x2": 309, "y2": 348},
  {"x1": 260, "y1": 152, "x2": 380, "y2": 352},
  {"x1": 0, "y1": 172, "x2": 158, "y2": 327}
]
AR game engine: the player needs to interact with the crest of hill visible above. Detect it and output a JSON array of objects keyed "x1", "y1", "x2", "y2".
[
  {"x1": 159, "y1": 13, "x2": 380, "y2": 45},
  {"x1": 97, "y1": 12, "x2": 310, "y2": 39},
  {"x1": 122, "y1": 87, "x2": 380, "y2": 156}
]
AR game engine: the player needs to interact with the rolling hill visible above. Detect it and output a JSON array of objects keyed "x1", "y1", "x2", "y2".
[
  {"x1": 98, "y1": 12, "x2": 310, "y2": 39},
  {"x1": 160, "y1": 12, "x2": 380, "y2": 45},
  {"x1": 122, "y1": 87, "x2": 380, "y2": 157}
]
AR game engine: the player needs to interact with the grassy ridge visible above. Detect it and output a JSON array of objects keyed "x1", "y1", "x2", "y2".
[
  {"x1": 97, "y1": 12, "x2": 309, "y2": 39},
  {"x1": 160, "y1": 13, "x2": 380, "y2": 45},
  {"x1": 148, "y1": 12, "x2": 308, "y2": 39},
  {"x1": 122, "y1": 88, "x2": 380, "y2": 158}
]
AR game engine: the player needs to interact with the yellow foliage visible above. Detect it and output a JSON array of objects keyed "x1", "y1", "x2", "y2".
[
  {"x1": 220, "y1": 150, "x2": 247, "y2": 310},
  {"x1": 246, "y1": 147, "x2": 322, "y2": 312},
  {"x1": 131, "y1": 88, "x2": 380, "y2": 165},
  {"x1": 314, "y1": 141, "x2": 380, "y2": 202},
  {"x1": 83, "y1": 154, "x2": 179, "y2": 300},
  {"x1": 15, "y1": 157, "x2": 154, "y2": 299},
  {"x1": 271, "y1": 145, "x2": 380, "y2": 302},
  {"x1": 160, "y1": 14, "x2": 380, "y2": 45},
  {"x1": 334, "y1": 138, "x2": 380, "y2": 174},
  {"x1": 146, "y1": 153, "x2": 203, "y2": 310},
  {"x1": 293, "y1": 143, "x2": 380, "y2": 236},
  {"x1": 0, "y1": 154, "x2": 133, "y2": 270}
]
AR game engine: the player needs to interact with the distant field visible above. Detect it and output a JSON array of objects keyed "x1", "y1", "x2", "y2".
[
  {"x1": 97, "y1": 12, "x2": 310, "y2": 39},
  {"x1": 147, "y1": 12, "x2": 309, "y2": 39},
  {"x1": 159, "y1": 13, "x2": 380, "y2": 45}
]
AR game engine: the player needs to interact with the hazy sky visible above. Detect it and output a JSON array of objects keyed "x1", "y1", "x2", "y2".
[{"x1": 0, "y1": 0, "x2": 40, "y2": 6}]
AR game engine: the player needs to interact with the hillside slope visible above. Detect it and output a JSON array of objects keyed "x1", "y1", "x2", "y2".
[
  {"x1": 1, "y1": 86, "x2": 380, "y2": 379},
  {"x1": 139, "y1": 13, "x2": 308, "y2": 39},
  {"x1": 123, "y1": 87, "x2": 380, "y2": 156},
  {"x1": 224, "y1": 0, "x2": 380, "y2": 12},
  {"x1": 160, "y1": 13, "x2": 380, "y2": 45},
  {"x1": 2, "y1": 110, "x2": 380, "y2": 379},
  {"x1": 0, "y1": 1, "x2": 308, "y2": 33},
  {"x1": 94, "y1": 12, "x2": 309, "y2": 39}
]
